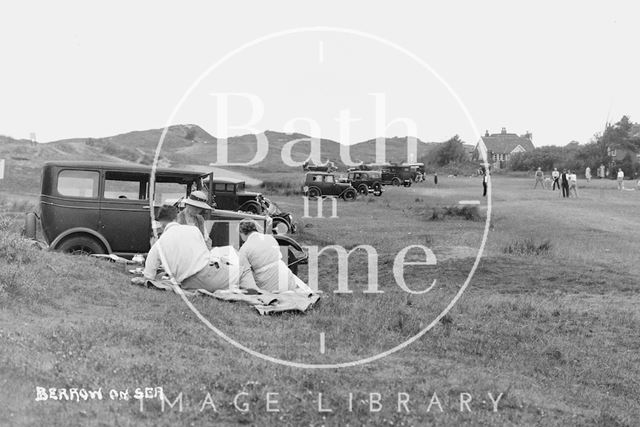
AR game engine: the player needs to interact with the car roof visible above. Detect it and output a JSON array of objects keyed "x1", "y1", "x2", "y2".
[
  {"x1": 306, "y1": 171, "x2": 333, "y2": 176},
  {"x1": 44, "y1": 161, "x2": 207, "y2": 177},
  {"x1": 207, "y1": 177, "x2": 245, "y2": 184}
]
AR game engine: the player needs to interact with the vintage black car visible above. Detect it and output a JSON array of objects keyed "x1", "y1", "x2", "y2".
[
  {"x1": 348, "y1": 163, "x2": 413, "y2": 186},
  {"x1": 347, "y1": 171, "x2": 383, "y2": 196},
  {"x1": 206, "y1": 177, "x2": 295, "y2": 234},
  {"x1": 302, "y1": 172, "x2": 357, "y2": 200},
  {"x1": 404, "y1": 162, "x2": 426, "y2": 182},
  {"x1": 31, "y1": 161, "x2": 306, "y2": 271},
  {"x1": 380, "y1": 165, "x2": 413, "y2": 187}
]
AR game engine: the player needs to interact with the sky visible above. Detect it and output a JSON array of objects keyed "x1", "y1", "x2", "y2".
[{"x1": 1, "y1": 0, "x2": 639, "y2": 147}]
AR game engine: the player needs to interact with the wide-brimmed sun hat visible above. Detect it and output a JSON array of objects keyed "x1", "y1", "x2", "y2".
[{"x1": 184, "y1": 190, "x2": 212, "y2": 210}]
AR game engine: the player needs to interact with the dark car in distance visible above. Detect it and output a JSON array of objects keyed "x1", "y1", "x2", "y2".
[
  {"x1": 347, "y1": 171, "x2": 383, "y2": 196},
  {"x1": 206, "y1": 177, "x2": 295, "y2": 234},
  {"x1": 302, "y1": 172, "x2": 357, "y2": 200},
  {"x1": 380, "y1": 165, "x2": 413, "y2": 187},
  {"x1": 32, "y1": 161, "x2": 306, "y2": 271}
]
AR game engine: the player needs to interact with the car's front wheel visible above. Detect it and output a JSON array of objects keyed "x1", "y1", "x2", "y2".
[
  {"x1": 357, "y1": 184, "x2": 369, "y2": 195},
  {"x1": 57, "y1": 235, "x2": 106, "y2": 255},
  {"x1": 272, "y1": 218, "x2": 292, "y2": 235}
]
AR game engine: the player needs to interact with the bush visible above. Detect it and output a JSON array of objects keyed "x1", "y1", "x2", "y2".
[
  {"x1": 502, "y1": 238, "x2": 552, "y2": 256},
  {"x1": 258, "y1": 181, "x2": 302, "y2": 196},
  {"x1": 430, "y1": 205, "x2": 481, "y2": 221}
]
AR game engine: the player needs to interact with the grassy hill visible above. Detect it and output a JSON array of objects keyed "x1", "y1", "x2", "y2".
[{"x1": 0, "y1": 125, "x2": 437, "y2": 195}]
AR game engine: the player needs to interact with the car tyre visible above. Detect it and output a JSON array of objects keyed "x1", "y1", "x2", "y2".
[
  {"x1": 308, "y1": 187, "x2": 321, "y2": 199},
  {"x1": 343, "y1": 188, "x2": 357, "y2": 201},
  {"x1": 272, "y1": 218, "x2": 291, "y2": 235},
  {"x1": 58, "y1": 235, "x2": 106, "y2": 256},
  {"x1": 357, "y1": 184, "x2": 369, "y2": 195},
  {"x1": 392, "y1": 177, "x2": 401, "y2": 186}
]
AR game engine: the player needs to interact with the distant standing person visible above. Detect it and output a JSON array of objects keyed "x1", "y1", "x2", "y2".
[
  {"x1": 568, "y1": 171, "x2": 578, "y2": 197},
  {"x1": 585, "y1": 166, "x2": 591, "y2": 182},
  {"x1": 482, "y1": 168, "x2": 488, "y2": 197},
  {"x1": 617, "y1": 168, "x2": 624, "y2": 190},
  {"x1": 551, "y1": 168, "x2": 560, "y2": 191},
  {"x1": 561, "y1": 169, "x2": 569, "y2": 198},
  {"x1": 534, "y1": 167, "x2": 545, "y2": 189},
  {"x1": 434, "y1": 172, "x2": 438, "y2": 186}
]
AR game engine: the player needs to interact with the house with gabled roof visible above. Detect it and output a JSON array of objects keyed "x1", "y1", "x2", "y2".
[
  {"x1": 472, "y1": 127, "x2": 535, "y2": 169},
  {"x1": 607, "y1": 123, "x2": 640, "y2": 166}
]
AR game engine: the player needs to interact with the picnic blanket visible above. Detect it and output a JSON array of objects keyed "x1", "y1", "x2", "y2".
[{"x1": 131, "y1": 278, "x2": 320, "y2": 315}]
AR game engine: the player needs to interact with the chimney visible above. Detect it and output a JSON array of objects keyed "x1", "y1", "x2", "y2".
[
  {"x1": 484, "y1": 130, "x2": 489, "y2": 137},
  {"x1": 501, "y1": 127, "x2": 507, "y2": 134},
  {"x1": 524, "y1": 131, "x2": 532, "y2": 140}
]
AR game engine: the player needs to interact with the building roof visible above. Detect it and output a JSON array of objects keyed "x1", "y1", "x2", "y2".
[{"x1": 479, "y1": 129, "x2": 535, "y2": 154}]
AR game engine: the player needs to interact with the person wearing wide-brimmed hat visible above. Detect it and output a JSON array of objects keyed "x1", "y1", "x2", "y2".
[{"x1": 177, "y1": 190, "x2": 212, "y2": 247}]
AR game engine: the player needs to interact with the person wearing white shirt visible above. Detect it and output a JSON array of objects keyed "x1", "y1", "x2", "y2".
[
  {"x1": 617, "y1": 168, "x2": 624, "y2": 190},
  {"x1": 551, "y1": 168, "x2": 560, "y2": 191},
  {"x1": 238, "y1": 219, "x2": 313, "y2": 293},
  {"x1": 143, "y1": 206, "x2": 257, "y2": 291},
  {"x1": 568, "y1": 171, "x2": 578, "y2": 198}
]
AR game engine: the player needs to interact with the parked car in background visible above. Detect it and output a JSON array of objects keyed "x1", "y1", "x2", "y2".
[
  {"x1": 380, "y1": 165, "x2": 413, "y2": 187},
  {"x1": 302, "y1": 172, "x2": 357, "y2": 200},
  {"x1": 347, "y1": 170, "x2": 383, "y2": 196},
  {"x1": 403, "y1": 162, "x2": 425, "y2": 182},
  {"x1": 205, "y1": 177, "x2": 295, "y2": 234},
  {"x1": 30, "y1": 161, "x2": 306, "y2": 272}
]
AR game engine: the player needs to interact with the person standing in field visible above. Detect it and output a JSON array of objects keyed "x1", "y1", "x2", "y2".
[
  {"x1": 585, "y1": 166, "x2": 592, "y2": 183},
  {"x1": 568, "y1": 171, "x2": 578, "y2": 197},
  {"x1": 598, "y1": 164, "x2": 605, "y2": 179},
  {"x1": 534, "y1": 167, "x2": 545, "y2": 189},
  {"x1": 561, "y1": 169, "x2": 569, "y2": 198},
  {"x1": 551, "y1": 168, "x2": 560, "y2": 191},
  {"x1": 434, "y1": 172, "x2": 438, "y2": 186},
  {"x1": 617, "y1": 168, "x2": 625, "y2": 190},
  {"x1": 482, "y1": 168, "x2": 489, "y2": 197}
]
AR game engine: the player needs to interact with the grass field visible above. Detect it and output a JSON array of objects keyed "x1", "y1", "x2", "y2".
[{"x1": 1, "y1": 175, "x2": 639, "y2": 426}]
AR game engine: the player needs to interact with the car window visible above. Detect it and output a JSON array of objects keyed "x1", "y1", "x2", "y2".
[
  {"x1": 104, "y1": 172, "x2": 147, "y2": 200},
  {"x1": 324, "y1": 175, "x2": 335, "y2": 183},
  {"x1": 214, "y1": 183, "x2": 227, "y2": 192},
  {"x1": 153, "y1": 181, "x2": 188, "y2": 205},
  {"x1": 57, "y1": 170, "x2": 100, "y2": 198},
  {"x1": 226, "y1": 184, "x2": 236, "y2": 192},
  {"x1": 311, "y1": 175, "x2": 319, "y2": 182}
]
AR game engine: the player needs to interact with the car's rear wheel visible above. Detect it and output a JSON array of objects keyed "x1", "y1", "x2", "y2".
[
  {"x1": 343, "y1": 188, "x2": 357, "y2": 201},
  {"x1": 357, "y1": 184, "x2": 369, "y2": 195},
  {"x1": 58, "y1": 235, "x2": 106, "y2": 256},
  {"x1": 307, "y1": 187, "x2": 321, "y2": 199},
  {"x1": 392, "y1": 177, "x2": 401, "y2": 186},
  {"x1": 372, "y1": 182, "x2": 382, "y2": 194}
]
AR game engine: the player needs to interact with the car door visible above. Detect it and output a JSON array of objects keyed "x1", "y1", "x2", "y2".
[
  {"x1": 99, "y1": 170, "x2": 152, "y2": 255},
  {"x1": 323, "y1": 174, "x2": 339, "y2": 195}
]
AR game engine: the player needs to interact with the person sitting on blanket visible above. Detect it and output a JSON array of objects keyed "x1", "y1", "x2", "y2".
[
  {"x1": 142, "y1": 206, "x2": 258, "y2": 292},
  {"x1": 238, "y1": 219, "x2": 314, "y2": 293},
  {"x1": 176, "y1": 190, "x2": 212, "y2": 248}
]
